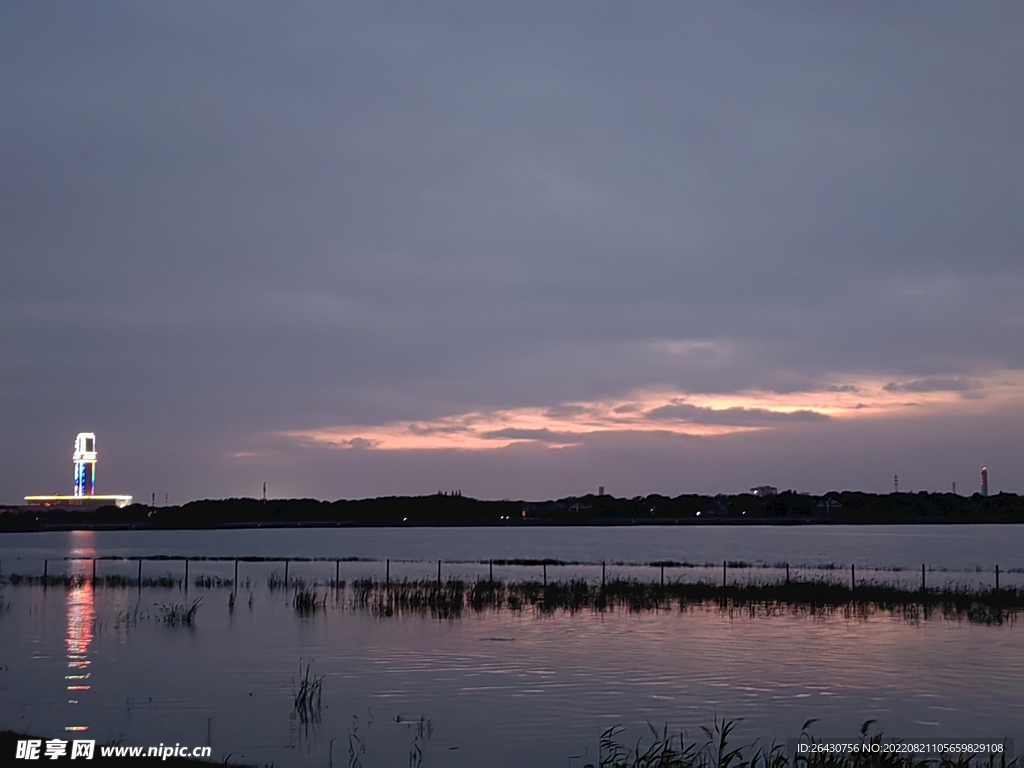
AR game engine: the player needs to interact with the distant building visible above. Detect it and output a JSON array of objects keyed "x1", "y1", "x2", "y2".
[
  {"x1": 981, "y1": 467, "x2": 989, "y2": 497},
  {"x1": 25, "y1": 432, "x2": 132, "y2": 509},
  {"x1": 750, "y1": 486, "x2": 778, "y2": 497}
]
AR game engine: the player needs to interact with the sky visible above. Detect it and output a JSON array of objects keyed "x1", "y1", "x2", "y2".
[{"x1": 2, "y1": 2, "x2": 1023, "y2": 504}]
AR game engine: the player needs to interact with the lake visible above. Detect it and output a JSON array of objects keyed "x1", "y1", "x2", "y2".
[{"x1": 0, "y1": 525, "x2": 1022, "y2": 767}]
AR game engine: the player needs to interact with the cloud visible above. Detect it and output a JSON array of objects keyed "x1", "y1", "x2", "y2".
[
  {"x1": 4, "y1": 4, "x2": 1024, "y2": 500},
  {"x1": 408, "y1": 423, "x2": 471, "y2": 436},
  {"x1": 644, "y1": 403, "x2": 830, "y2": 426},
  {"x1": 883, "y1": 378, "x2": 975, "y2": 394},
  {"x1": 278, "y1": 372, "x2": 1024, "y2": 457},
  {"x1": 480, "y1": 427, "x2": 579, "y2": 444}
]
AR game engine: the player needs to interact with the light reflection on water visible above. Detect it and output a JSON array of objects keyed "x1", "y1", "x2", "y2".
[
  {"x1": 64, "y1": 532, "x2": 96, "y2": 733},
  {"x1": 0, "y1": 578, "x2": 1021, "y2": 768},
  {"x1": 1, "y1": 525, "x2": 1023, "y2": 767}
]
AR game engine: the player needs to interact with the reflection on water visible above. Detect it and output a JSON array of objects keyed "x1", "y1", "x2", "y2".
[
  {"x1": 64, "y1": 533, "x2": 95, "y2": 733},
  {"x1": 0, "y1": 573, "x2": 1020, "y2": 768},
  {"x1": 1, "y1": 528, "x2": 1023, "y2": 767}
]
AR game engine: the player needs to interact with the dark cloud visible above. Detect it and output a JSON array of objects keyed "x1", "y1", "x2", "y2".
[
  {"x1": 407, "y1": 423, "x2": 471, "y2": 436},
  {"x1": 882, "y1": 378, "x2": 975, "y2": 394},
  {"x1": 542, "y1": 404, "x2": 594, "y2": 419},
  {"x1": 644, "y1": 404, "x2": 829, "y2": 427},
  {"x1": 1, "y1": 2, "x2": 1022, "y2": 499},
  {"x1": 479, "y1": 428, "x2": 577, "y2": 444}
]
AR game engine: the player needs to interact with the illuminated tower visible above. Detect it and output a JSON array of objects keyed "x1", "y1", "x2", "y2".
[
  {"x1": 980, "y1": 467, "x2": 989, "y2": 497},
  {"x1": 73, "y1": 433, "x2": 97, "y2": 497}
]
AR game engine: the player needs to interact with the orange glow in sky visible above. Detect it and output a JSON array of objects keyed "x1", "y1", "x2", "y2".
[{"x1": 277, "y1": 371, "x2": 1024, "y2": 452}]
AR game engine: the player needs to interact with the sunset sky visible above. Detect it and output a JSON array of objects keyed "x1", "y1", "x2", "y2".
[{"x1": 2, "y1": 3, "x2": 1023, "y2": 503}]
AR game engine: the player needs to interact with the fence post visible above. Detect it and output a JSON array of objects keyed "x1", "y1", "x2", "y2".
[
  {"x1": 185, "y1": 560, "x2": 189, "y2": 592},
  {"x1": 43, "y1": 559, "x2": 48, "y2": 585},
  {"x1": 437, "y1": 560, "x2": 441, "y2": 586},
  {"x1": 602, "y1": 561, "x2": 606, "y2": 588},
  {"x1": 92, "y1": 558, "x2": 97, "y2": 586},
  {"x1": 996, "y1": 564, "x2": 1000, "y2": 591},
  {"x1": 489, "y1": 559, "x2": 493, "y2": 582},
  {"x1": 722, "y1": 560, "x2": 726, "y2": 588},
  {"x1": 284, "y1": 560, "x2": 289, "y2": 587},
  {"x1": 785, "y1": 563, "x2": 790, "y2": 584},
  {"x1": 851, "y1": 564, "x2": 855, "y2": 593},
  {"x1": 660, "y1": 564, "x2": 665, "y2": 587},
  {"x1": 921, "y1": 563, "x2": 925, "y2": 592},
  {"x1": 543, "y1": 563, "x2": 547, "y2": 586},
  {"x1": 336, "y1": 559, "x2": 340, "y2": 588},
  {"x1": 234, "y1": 560, "x2": 239, "y2": 593},
  {"x1": 138, "y1": 559, "x2": 142, "y2": 588}
]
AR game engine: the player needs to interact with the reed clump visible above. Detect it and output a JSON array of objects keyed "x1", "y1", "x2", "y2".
[
  {"x1": 597, "y1": 718, "x2": 1017, "y2": 768},
  {"x1": 340, "y1": 577, "x2": 1023, "y2": 625},
  {"x1": 155, "y1": 598, "x2": 202, "y2": 627},
  {"x1": 353, "y1": 577, "x2": 468, "y2": 619},
  {"x1": 194, "y1": 575, "x2": 234, "y2": 589},
  {"x1": 1, "y1": 568, "x2": 1019, "y2": 625},
  {"x1": 292, "y1": 659, "x2": 323, "y2": 724},
  {"x1": 292, "y1": 583, "x2": 327, "y2": 615},
  {"x1": 2, "y1": 573, "x2": 181, "y2": 589},
  {"x1": 267, "y1": 571, "x2": 286, "y2": 591}
]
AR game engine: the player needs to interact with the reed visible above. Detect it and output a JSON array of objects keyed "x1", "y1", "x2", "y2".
[
  {"x1": 1, "y1": 568, "x2": 1019, "y2": 625},
  {"x1": 194, "y1": 575, "x2": 234, "y2": 589},
  {"x1": 267, "y1": 570, "x2": 286, "y2": 591},
  {"x1": 4, "y1": 573, "x2": 181, "y2": 589},
  {"x1": 155, "y1": 598, "x2": 202, "y2": 627},
  {"x1": 293, "y1": 659, "x2": 323, "y2": 724},
  {"x1": 337, "y1": 576, "x2": 1024, "y2": 625},
  {"x1": 596, "y1": 718, "x2": 1015, "y2": 768},
  {"x1": 293, "y1": 583, "x2": 327, "y2": 615}
]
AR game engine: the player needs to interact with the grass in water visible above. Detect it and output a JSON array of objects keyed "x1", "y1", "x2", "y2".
[
  {"x1": 293, "y1": 583, "x2": 327, "y2": 615},
  {"x1": 155, "y1": 598, "x2": 202, "y2": 627},
  {"x1": 293, "y1": 659, "x2": 323, "y2": 724},
  {"x1": 2, "y1": 570, "x2": 1020, "y2": 625},
  {"x1": 338, "y1": 577, "x2": 1023, "y2": 625},
  {"x1": 596, "y1": 718, "x2": 1016, "y2": 768}
]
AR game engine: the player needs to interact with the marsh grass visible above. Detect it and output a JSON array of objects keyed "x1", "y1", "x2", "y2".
[
  {"x1": 5, "y1": 573, "x2": 181, "y2": 589},
  {"x1": 293, "y1": 659, "x2": 323, "y2": 724},
  {"x1": 293, "y1": 583, "x2": 327, "y2": 615},
  {"x1": 2, "y1": 569, "x2": 1020, "y2": 624},
  {"x1": 597, "y1": 718, "x2": 1016, "y2": 768},
  {"x1": 155, "y1": 598, "x2": 202, "y2": 626},
  {"x1": 194, "y1": 575, "x2": 233, "y2": 589},
  {"x1": 336, "y1": 577, "x2": 1022, "y2": 625},
  {"x1": 353, "y1": 577, "x2": 467, "y2": 619},
  {"x1": 267, "y1": 570, "x2": 286, "y2": 591}
]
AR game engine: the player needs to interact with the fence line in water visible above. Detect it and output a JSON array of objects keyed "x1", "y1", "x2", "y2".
[{"x1": 0, "y1": 554, "x2": 1020, "y2": 594}]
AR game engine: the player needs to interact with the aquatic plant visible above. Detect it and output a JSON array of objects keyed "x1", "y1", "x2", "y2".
[
  {"x1": 293, "y1": 584, "x2": 327, "y2": 615},
  {"x1": 596, "y1": 718, "x2": 1014, "y2": 768},
  {"x1": 407, "y1": 716, "x2": 431, "y2": 768},
  {"x1": 155, "y1": 598, "x2": 202, "y2": 627},
  {"x1": 348, "y1": 715, "x2": 365, "y2": 768},
  {"x1": 194, "y1": 575, "x2": 234, "y2": 589},
  {"x1": 353, "y1": 577, "x2": 468, "y2": 619},
  {"x1": 267, "y1": 570, "x2": 286, "y2": 591},
  {"x1": 334, "y1": 575, "x2": 1024, "y2": 625},
  {"x1": 293, "y1": 659, "x2": 323, "y2": 724},
  {"x1": 115, "y1": 603, "x2": 146, "y2": 628}
]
